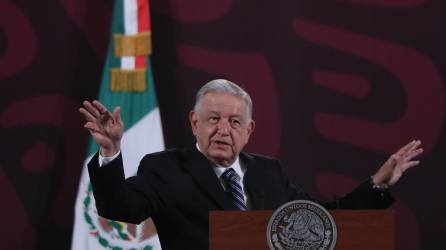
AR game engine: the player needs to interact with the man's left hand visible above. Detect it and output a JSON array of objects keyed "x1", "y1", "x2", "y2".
[{"x1": 372, "y1": 140, "x2": 423, "y2": 187}]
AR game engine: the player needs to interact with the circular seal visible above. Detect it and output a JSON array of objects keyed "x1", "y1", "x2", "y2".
[{"x1": 267, "y1": 200, "x2": 337, "y2": 250}]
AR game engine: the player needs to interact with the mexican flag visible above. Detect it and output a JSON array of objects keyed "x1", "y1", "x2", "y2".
[{"x1": 71, "y1": 0, "x2": 164, "y2": 249}]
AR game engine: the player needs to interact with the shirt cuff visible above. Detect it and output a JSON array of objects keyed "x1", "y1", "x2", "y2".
[{"x1": 98, "y1": 150, "x2": 121, "y2": 167}]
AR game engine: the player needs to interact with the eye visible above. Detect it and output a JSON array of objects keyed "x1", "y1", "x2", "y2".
[
  {"x1": 209, "y1": 116, "x2": 219, "y2": 124},
  {"x1": 230, "y1": 118, "x2": 241, "y2": 128}
]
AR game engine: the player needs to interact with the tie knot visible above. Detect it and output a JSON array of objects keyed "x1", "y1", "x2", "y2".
[{"x1": 221, "y1": 168, "x2": 239, "y2": 182}]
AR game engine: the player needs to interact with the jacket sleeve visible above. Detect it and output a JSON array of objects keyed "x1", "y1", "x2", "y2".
[
  {"x1": 88, "y1": 151, "x2": 165, "y2": 224},
  {"x1": 322, "y1": 177, "x2": 395, "y2": 209},
  {"x1": 277, "y1": 161, "x2": 395, "y2": 209}
]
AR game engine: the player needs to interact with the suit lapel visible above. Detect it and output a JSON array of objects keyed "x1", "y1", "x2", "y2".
[
  {"x1": 241, "y1": 152, "x2": 267, "y2": 210},
  {"x1": 181, "y1": 144, "x2": 235, "y2": 210}
]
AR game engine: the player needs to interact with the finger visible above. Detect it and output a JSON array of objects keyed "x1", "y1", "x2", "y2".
[
  {"x1": 89, "y1": 131, "x2": 113, "y2": 147},
  {"x1": 83, "y1": 100, "x2": 101, "y2": 118},
  {"x1": 407, "y1": 140, "x2": 422, "y2": 153},
  {"x1": 399, "y1": 140, "x2": 419, "y2": 153},
  {"x1": 79, "y1": 107, "x2": 97, "y2": 122},
  {"x1": 112, "y1": 106, "x2": 122, "y2": 123},
  {"x1": 404, "y1": 148, "x2": 423, "y2": 161},
  {"x1": 92, "y1": 100, "x2": 112, "y2": 116},
  {"x1": 395, "y1": 140, "x2": 419, "y2": 158},
  {"x1": 84, "y1": 122, "x2": 102, "y2": 133},
  {"x1": 400, "y1": 160, "x2": 420, "y2": 172}
]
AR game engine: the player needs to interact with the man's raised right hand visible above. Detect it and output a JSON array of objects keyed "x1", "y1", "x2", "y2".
[{"x1": 79, "y1": 100, "x2": 124, "y2": 157}]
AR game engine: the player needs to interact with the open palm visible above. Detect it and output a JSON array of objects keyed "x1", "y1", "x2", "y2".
[
  {"x1": 373, "y1": 140, "x2": 423, "y2": 187},
  {"x1": 79, "y1": 100, "x2": 124, "y2": 156}
]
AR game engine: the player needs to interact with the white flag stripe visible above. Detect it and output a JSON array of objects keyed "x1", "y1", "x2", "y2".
[
  {"x1": 71, "y1": 158, "x2": 91, "y2": 250},
  {"x1": 124, "y1": 0, "x2": 138, "y2": 35},
  {"x1": 121, "y1": 108, "x2": 165, "y2": 177},
  {"x1": 121, "y1": 56, "x2": 135, "y2": 69},
  {"x1": 121, "y1": 0, "x2": 138, "y2": 69}
]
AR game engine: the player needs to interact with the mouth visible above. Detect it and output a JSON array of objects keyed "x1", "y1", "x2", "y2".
[{"x1": 212, "y1": 140, "x2": 231, "y2": 147}]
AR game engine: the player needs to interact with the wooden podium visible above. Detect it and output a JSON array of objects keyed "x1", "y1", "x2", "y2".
[{"x1": 210, "y1": 210, "x2": 394, "y2": 250}]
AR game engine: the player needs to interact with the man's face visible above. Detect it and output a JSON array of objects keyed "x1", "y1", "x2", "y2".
[{"x1": 189, "y1": 92, "x2": 255, "y2": 166}]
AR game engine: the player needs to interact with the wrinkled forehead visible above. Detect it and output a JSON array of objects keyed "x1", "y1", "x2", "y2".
[{"x1": 198, "y1": 92, "x2": 249, "y2": 116}]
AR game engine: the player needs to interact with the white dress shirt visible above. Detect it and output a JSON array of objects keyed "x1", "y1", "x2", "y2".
[{"x1": 98, "y1": 150, "x2": 120, "y2": 166}]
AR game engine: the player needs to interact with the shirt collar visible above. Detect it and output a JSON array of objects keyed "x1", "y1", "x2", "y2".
[{"x1": 195, "y1": 143, "x2": 244, "y2": 179}]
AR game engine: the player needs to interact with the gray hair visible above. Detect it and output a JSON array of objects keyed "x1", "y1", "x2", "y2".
[{"x1": 194, "y1": 79, "x2": 253, "y2": 120}]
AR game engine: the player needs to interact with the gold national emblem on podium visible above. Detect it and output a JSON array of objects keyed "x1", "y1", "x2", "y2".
[{"x1": 267, "y1": 200, "x2": 337, "y2": 250}]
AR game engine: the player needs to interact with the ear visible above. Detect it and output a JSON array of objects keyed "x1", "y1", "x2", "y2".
[
  {"x1": 245, "y1": 120, "x2": 255, "y2": 143},
  {"x1": 189, "y1": 110, "x2": 198, "y2": 136}
]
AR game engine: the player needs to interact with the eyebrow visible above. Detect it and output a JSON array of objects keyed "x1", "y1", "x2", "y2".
[{"x1": 205, "y1": 111, "x2": 244, "y2": 119}]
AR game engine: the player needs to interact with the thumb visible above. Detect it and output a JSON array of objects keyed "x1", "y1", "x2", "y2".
[{"x1": 388, "y1": 155, "x2": 398, "y2": 168}]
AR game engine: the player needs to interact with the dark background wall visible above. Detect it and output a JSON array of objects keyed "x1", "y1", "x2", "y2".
[{"x1": 1, "y1": 0, "x2": 445, "y2": 249}]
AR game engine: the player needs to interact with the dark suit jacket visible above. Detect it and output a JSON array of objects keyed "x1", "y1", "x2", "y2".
[{"x1": 88, "y1": 143, "x2": 394, "y2": 250}]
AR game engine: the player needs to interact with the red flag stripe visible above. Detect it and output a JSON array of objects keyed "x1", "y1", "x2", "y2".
[{"x1": 136, "y1": 0, "x2": 149, "y2": 69}]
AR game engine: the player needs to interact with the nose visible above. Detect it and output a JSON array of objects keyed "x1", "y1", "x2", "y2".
[{"x1": 216, "y1": 119, "x2": 230, "y2": 136}]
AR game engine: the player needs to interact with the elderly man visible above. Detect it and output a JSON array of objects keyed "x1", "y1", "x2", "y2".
[{"x1": 79, "y1": 79, "x2": 422, "y2": 250}]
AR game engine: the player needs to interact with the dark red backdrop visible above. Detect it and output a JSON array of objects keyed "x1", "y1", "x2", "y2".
[{"x1": 1, "y1": 0, "x2": 445, "y2": 249}]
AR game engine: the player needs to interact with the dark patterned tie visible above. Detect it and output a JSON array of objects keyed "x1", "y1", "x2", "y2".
[{"x1": 221, "y1": 168, "x2": 247, "y2": 210}]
